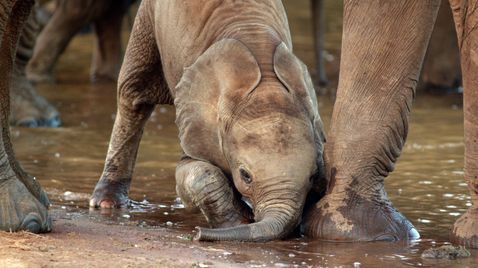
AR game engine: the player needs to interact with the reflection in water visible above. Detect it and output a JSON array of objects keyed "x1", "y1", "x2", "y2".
[{"x1": 11, "y1": 0, "x2": 476, "y2": 266}]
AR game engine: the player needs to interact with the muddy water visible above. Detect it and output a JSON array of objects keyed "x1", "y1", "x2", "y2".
[{"x1": 10, "y1": 1, "x2": 477, "y2": 267}]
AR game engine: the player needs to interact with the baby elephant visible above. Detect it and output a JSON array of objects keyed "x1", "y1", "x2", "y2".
[{"x1": 90, "y1": 0, "x2": 325, "y2": 242}]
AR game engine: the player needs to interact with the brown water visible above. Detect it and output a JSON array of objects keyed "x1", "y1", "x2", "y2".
[{"x1": 11, "y1": 1, "x2": 477, "y2": 267}]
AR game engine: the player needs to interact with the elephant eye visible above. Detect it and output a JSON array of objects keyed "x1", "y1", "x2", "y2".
[{"x1": 239, "y1": 168, "x2": 253, "y2": 184}]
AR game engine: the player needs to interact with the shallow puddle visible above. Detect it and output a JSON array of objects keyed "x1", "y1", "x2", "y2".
[
  {"x1": 16, "y1": 81, "x2": 475, "y2": 267},
  {"x1": 10, "y1": 0, "x2": 478, "y2": 267}
]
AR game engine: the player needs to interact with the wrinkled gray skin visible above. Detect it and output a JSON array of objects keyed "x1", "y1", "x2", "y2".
[
  {"x1": 303, "y1": 0, "x2": 478, "y2": 249},
  {"x1": 90, "y1": 0, "x2": 325, "y2": 242},
  {"x1": 310, "y1": 0, "x2": 461, "y2": 95},
  {"x1": 0, "y1": 0, "x2": 52, "y2": 233}
]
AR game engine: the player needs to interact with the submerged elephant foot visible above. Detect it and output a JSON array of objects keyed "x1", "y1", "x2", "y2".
[
  {"x1": 450, "y1": 208, "x2": 478, "y2": 248},
  {"x1": 89, "y1": 177, "x2": 131, "y2": 209},
  {"x1": 10, "y1": 74, "x2": 60, "y2": 128},
  {"x1": 0, "y1": 178, "x2": 51, "y2": 233},
  {"x1": 303, "y1": 193, "x2": 419, "y2": 242}
]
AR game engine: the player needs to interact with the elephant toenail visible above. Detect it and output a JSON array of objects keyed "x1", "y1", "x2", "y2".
[
  {"x1": 100, "y1": 199, "x2": 116, "y2": 208},
  {"x1": 20, "y1": 213, "x2": 42, "y2": 233}
]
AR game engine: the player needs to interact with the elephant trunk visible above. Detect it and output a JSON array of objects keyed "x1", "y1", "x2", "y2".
[{"x1": 195, "y1": 197, "x2": 302, "y2": 242}]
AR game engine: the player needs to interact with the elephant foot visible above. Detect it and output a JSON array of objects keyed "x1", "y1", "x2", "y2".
[
  {"x1": 10, "y1": 73, "x2": 61, "y2": 128},
  {"x1": 450, "y1": 208, "x2": 478, "y2": 248},
  {"x1": 303, "y1": 193, "x2": 419, "y2": 242},
  {"x1": 0, "y1": 178, "x2": 51, "y2": 233},
  {"x1": 89, "y1": 177, "x2": 131, "y2": 209}
]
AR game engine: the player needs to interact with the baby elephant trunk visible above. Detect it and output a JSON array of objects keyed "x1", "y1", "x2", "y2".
[{"x1": 195, "y1": 198, "x2": 302, "y2": 242}]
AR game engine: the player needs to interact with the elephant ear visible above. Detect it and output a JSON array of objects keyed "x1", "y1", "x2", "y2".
[
  {"x1": 273, "y1": 42, "x2": 326, "y2": 189},
  {"x1": 174, "y1": 39, "x2": 261, "y2": 170},
  {"x1": 273, "y1": 42, "x2": 326, "y2": 144}
]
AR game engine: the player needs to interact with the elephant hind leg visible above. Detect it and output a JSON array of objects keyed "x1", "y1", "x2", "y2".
[
  {"x1": 176, "y1": 157, "x2": 253, "y2": 228},
  {"x1": 449, "y1": 0, "x2": 478, "y2": 249},
  {"x1": 90, "y1": 0, "x2": 171, "y2": 209},
  {"x1": 0, "y1": 0, "x2": 51, "y2": 233}
]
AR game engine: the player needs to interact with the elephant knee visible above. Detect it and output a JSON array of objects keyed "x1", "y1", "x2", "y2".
[{"x1": 175, "y1": 161, "x2": 228, "y2": 208}]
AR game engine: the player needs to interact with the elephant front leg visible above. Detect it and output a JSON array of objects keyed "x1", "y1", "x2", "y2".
[
  {"x1": 89, "y1": 99, "x2": 154, "y2": 208},
  {"x1": 303, "y1": 0, "x2": 440, "y2": 241},
  {"x1": 0, "y1": 0, "x2": 51, "y2": 233},
  {"x1": 176, "y1": 158, "x2": 252, "y2": 228},
  {"x1": 90, "y1": 0, "x2": 169, "y2": 208},
  {"x1": 449, "y1": 0, "x2": 478, "y2": 249}
]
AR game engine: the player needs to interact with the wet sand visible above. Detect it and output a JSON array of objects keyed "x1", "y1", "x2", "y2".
[{"x1": 0, "y1": 214, "x2": 225, "y2": 268}]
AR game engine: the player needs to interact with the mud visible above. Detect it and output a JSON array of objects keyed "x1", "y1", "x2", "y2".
[{"x1": 0, "y1": 210, "x2": 225, "y2": 268}]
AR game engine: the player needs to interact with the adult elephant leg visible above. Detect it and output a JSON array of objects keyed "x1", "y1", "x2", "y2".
[
  {"x1": 449, "y1": 0, "x2": 478, "y2": 249},
  {"x1": 3, "y1": 5, "x2": 51, "y2": 206},
  {"x1": 10, "y1": 6, "x2": 60, "y2": 127},
  {"x1": 176, "y1": 158, "x2": 253, "y2": 228},
  {"x1": 310, "y1": 0, "x2": 328, "y2": 91},
  {"x1": 303, "y1": 0, "x2": 440, "y2": 241},
  {"x1": 90, "y1": 0, "x2": 170, "y2": 209},
  {"x1": 26, "y1": 0, "x2": 108, "y2": 83},
  {"x1": 0, "y1": 0, "x2": 51, "y2": 233},
  {"x1": 421, "y1": 0, "x2": 462, "y2": 94},
  {"x1": 90, "y1": 2, "x2": 129, "y2": 83}
]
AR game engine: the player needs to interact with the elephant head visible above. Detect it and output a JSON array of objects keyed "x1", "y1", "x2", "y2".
[{"x1": 174, "y1": 39, "x2": 325, "y2": 242}]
